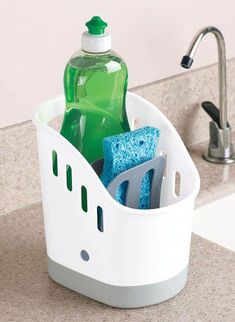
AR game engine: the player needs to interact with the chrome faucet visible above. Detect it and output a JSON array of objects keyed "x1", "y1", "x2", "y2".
[{"x1": 181, "y1": 26, "x2": 235, "y2": 164}]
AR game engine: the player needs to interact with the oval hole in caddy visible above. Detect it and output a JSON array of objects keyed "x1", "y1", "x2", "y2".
[
  {"x1": 52, "y1": 150, "x2": 58, "y2": 176},
  {"x1": 66, "y1": 165, "x2": 72, "y2": 191},
  {"x1": 133, "y1": 117, "x2": 141, "y2": 130},
  {"x1": 174, "y1": 171, "x2": 181, "y2": 197},
  {"x1": 97, "y1": 206, "x2": 104, "y2": 232},
  {"x1": 81, "y1": 185, "x2": 88, "y2": 212}
]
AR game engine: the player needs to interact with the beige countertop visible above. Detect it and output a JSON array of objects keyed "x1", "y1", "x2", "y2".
[
  {"x1": 189, "y1": 138, "x2": 235, "y2": 208},
  {"x1": 1, "y1": 141, "x2": 235, "y2": 322}
]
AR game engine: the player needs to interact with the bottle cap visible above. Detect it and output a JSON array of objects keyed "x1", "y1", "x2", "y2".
[
  {"x1": 81, "y1": 16, "x2": 111, "y2": 53},
  {"x1": 86, "y1": 16, "x2": 107, "y2": 35}
]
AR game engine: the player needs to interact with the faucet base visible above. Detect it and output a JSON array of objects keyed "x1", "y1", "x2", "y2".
[{"x1": 202, "y1": 152, "x2": 235, "y2": 164}]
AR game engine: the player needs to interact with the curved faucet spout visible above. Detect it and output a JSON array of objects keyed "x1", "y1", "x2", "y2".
[{"x1": 181, "y1": 26, "x2": 227, "y2": 129}]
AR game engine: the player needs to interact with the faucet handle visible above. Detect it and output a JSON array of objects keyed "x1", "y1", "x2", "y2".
[
  {"x1": 201, "y1": 101, "x2": 235, "y2": 163},
  {"x1": 201, "y1": 101, "x2": 229, "y2": 129}
]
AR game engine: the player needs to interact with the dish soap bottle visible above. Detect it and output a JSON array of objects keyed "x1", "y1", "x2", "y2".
[{"x1": 60, "y1": 16, "x2": 130, "y2": 164}]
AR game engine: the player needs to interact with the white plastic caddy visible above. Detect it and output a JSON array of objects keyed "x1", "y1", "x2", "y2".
[{"x1": 33, "y1": 92, "x2": 200, "y2": 308}]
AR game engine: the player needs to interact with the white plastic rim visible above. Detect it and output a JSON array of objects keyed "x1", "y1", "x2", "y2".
[{"x1": 33, "y1": 92, "x2": 200, "y2": 287}]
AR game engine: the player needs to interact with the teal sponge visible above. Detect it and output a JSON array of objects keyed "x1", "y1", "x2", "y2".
[{"x1": 100, "y1": 126, "x2": 160, "y2": 209}]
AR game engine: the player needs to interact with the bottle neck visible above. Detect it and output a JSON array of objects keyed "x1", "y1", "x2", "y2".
[{"x1": 81, "y1": 31, "x2": 111, "y2": 53}]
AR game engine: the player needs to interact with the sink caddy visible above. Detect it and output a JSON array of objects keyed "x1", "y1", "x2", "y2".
[{"x1": 33, "y1": 92, "x2": 200, "y2": 308}]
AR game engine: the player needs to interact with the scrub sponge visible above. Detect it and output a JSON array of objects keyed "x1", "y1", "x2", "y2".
[{"x1": 100, "y1": 126, "x2": 160, "y2": 209}]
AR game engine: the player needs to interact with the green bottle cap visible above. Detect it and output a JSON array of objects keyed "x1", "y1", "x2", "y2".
[{"x1": 85, "y1": 16, "x2": 108, "y2": 35}]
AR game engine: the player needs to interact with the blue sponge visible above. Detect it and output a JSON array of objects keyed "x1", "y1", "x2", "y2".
[{"x1": 100, "y1": 126, "x2": 160, "y2": 209}]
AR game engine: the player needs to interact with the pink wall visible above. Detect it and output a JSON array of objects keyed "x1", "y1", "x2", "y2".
[{"x1": 1, "y1": 0, "x2": 235, "y2": 127}]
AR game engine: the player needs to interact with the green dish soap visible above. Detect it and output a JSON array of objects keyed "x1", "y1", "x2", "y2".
[{"x1": 60, "y1": 16, "x2": 130, "y2": 164}]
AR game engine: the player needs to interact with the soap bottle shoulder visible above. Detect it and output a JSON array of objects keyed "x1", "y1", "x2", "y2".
[{"x1": 67, "y1": 49, "x2": 127, "y2": 71}]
